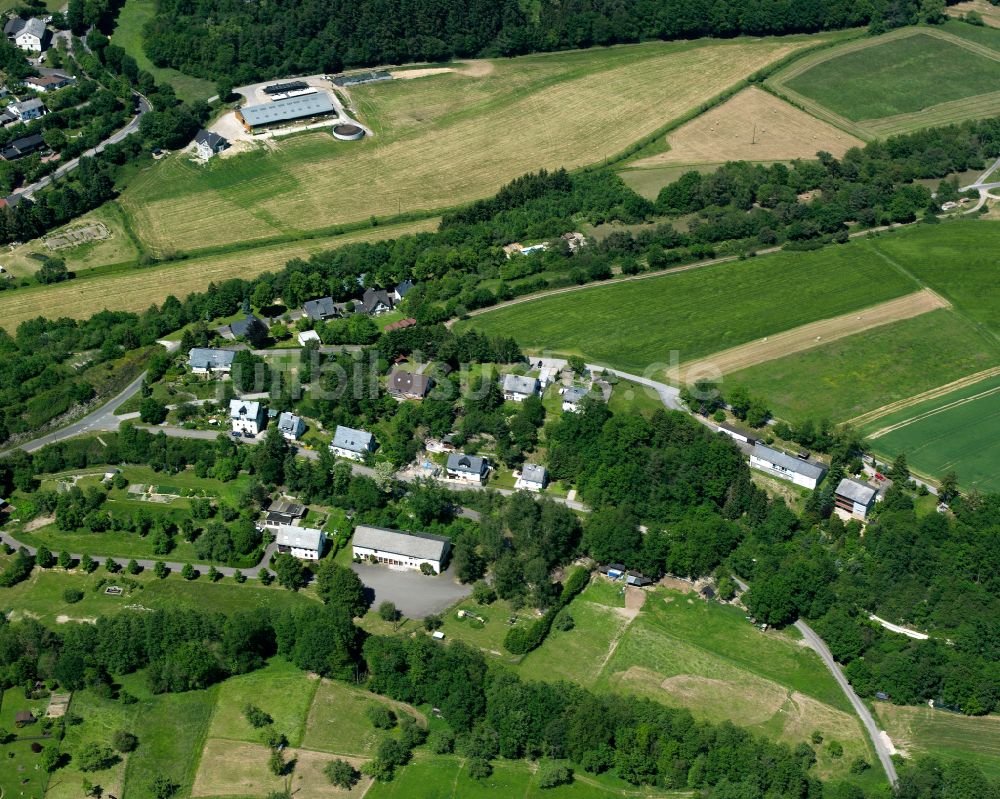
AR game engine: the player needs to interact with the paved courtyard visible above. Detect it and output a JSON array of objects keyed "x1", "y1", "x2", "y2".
[{"x1": 351, "y1": 562, "x2": 471, "y2": 618}]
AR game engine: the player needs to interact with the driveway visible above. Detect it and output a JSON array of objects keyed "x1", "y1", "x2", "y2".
[{"x1": 350, "y1": 562, "x2": 471, "y2": 618}]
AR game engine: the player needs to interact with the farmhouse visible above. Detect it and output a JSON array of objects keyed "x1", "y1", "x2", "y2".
[
  {"x1": 834, "y1": 477, "x2": 878, "y2": 521},
  {"x1": 330, "y1": 424, "x2": 375, "y2": 460},
  {"x1": 7, "y1": 98, "x2": 45, "y2": 122},
  {"x1": 360, "y1": 288, "x2": 394, "y2": 315},
  {"x1": 716, "y1": 422, "x2": 757, "y2": 446},
  {"x1": 515, "y1": 463, "x2": 548, "y2": 492},
  {"x1": 502, "y1": 373, "x2": 539, "y2": 402},
  {"x1": 561, "y1": 385, "x2": 590, "y2": 412},
  {"x1": 187, "y1": 347, "x2": 235, "y2": 375},
  {"x1": 237, "y1": 93, "x2": 335, "y2": 131},
  {"x1": 277, "y1": 411, "x2": 306, "y2": 441},
  {"x1": 446, "y1": 452, "x2": 489, "y2": 483},
  {"x1": 5, "y1": 17, "x2": 48, "y2": 51},
  {"x1": 297, "y1": 329, "x2": 321, "y2": 346},
  {"x1": 274, "y1": 524, "x2": 325, "y2": 560},
  {"x1": 230, "y1": 399, "x2": 264, "y2": 436},
  {"x1": 352, "y1": 525, "x2": 450, "y2": 574},
  {"x1": 749, "y1": 444, "x2": 827, "y2": 490},
  {"x1": 303, "y1": 296, "x2": 339, "y2": 321},
  {"x1": 194, "y1": 129, "x2": 228, "y2": 159},
  {"x1": 24, "y1": 73, "x2": 74, "y2": 92},
  {"x1": 388, "y1": 369, "x2": 432, "y2": 400},
  {"x1": 1, "y1": 132, "x2": 46, "y2": 161}
]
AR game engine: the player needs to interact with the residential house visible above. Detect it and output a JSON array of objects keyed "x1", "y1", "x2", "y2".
[
  {"x1": 269, "y1": 498, "x2": 306, "y2": 518},
  {"x1": 227, "y1": 314, "x2": 268, "y2": 344},
  {"x1": 5, "y1": 17, "x2": 48, "y2": 51},
  {"x1": 24, "y1": 73, "x2": 73, "y2": 92},
  {"x1": 303, "y1": 296, "x2": 339, "y2": 321},
  {"x1": 330, "y1": 424, "x2": 375, "y2": 461},
  {"x1": 297, "y1": 329, "x2": 321, "y2": 346},
  {"x1": 749, "y1": 444, "x2": 827, "y2": 490},
  {"x1": 502, "y1": 373, "x2": 538, "y2": 402},
  {"x1": 0, "y1": 132, "x2": 45, "y2": 161},
  {"x1": 229, "y1": 399, "x2": 265, "y2": 436},
  {"x1": 277, "y1": 411, "x2": 306, "y2": 441},
  {"x1": 262, "y1": 498, "x2": 306, "y2": 531},
  {"x1": 515, "y1": 463, "x2": 547, "y2": 492},
  {"x1": 388, "y1": 369, "x2": 432, "y2": 400},
  {"x1": 352, "y1": 525, "x2": 450, "y2": 574},
  {"x1": 446, "y1": 452, "x2": 489, "y2": 484},
  {"x1": 187, "y1": 347, "x2": 235, "y2": 376},
  {"x1": 561, "y1": 385, "x2": 590, "y2": 412},
  {"x1": 834, "y1": 477, "x2": 878, "y2": 521},
  {"x1": 626, "y1": 570, "x2": 653, "y2": 587},
  {"x1": 274, "y1": 524, "x2": 325, "y2": 560},
  {"x1": 716, "y1": 422, "x2": 757, "y2": 446},
  {"x1": 7, "y1": 98, "x2": 45, "y2": 122},
  {"x1": 360, "y1": 288, "x2": 393, "y2": 315},
  {"x1": 194, "y1": 128, "x2": 228, "y2": 159},
  {"x1": 391, "y1": 280, "x2": 414, "y2": 303},
  {"x1": 604, "y1": 564, "x2": 626, "y2": 579}
]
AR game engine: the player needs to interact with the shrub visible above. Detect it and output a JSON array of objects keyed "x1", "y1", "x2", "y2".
[
  {"x1": 76, "y1": 742, "x2": 117, "y2": 772},
  {"x1": 828, "y1": 740, "x2": 843, "y2": 758},
  {"x1": 324, "y1": 758, "x2": 359, "y2": 788},
  {"x1": 423, "y1": 614, "x2": 443, "y2": 631},
  {"x1": 149, "y1": 775, "x2": 179, "y2": 799},
  {"x1": 112, "y1": 730, "x2": 138, "y2": 753},
  {"x1": 154, "y1": 561, "x2": 168, "y2": 579},
  {"x1": 429, "y1": 729, "x2": 455, "y2": 754},
  {"x1": 850, "y1": 757, "x2": 870, "y2": 774},
  {"x1": 472, "y1": 581, "x2": 496, "y2": 604},
  {"x1": 63, "y1": 588, "x2": 84, "y2": 604},
  {"x1": 468, "y1": 757, "x2": 493, "y2": 780},
  {"x1": 554, "y1": 610, "x2": 574, "y2": 631},
  {"x1": 365, "y1": 704, "x2": 397, "y2": 730},
  {"x1": 243, "y1": 704, "x2": 273, "y2": 728},
  {"x1": 537, "y1": 761, "x2": 572, "y2": 789}
]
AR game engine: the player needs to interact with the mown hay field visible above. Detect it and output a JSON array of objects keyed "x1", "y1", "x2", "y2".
[
  {"x1": 768, "y1": 25, "x2": 1000, "y2": 137},
  {"x1": 0, "y1": 218, "x2": 436, "y2": 332},
  {"x1": 460, "y1": 240, "x2": 920, "y2": 376},
  {"x1": 120, "y1": 36, "x2": 817, "y2": 256},
  {"x1": 724, "y1": 308, "x2": 1000, "y2": 423}
]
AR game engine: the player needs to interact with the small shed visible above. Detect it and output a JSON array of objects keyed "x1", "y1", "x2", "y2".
[
  {"x1": 14, "y1": 710, "x2": 36, "y2": 727},
  {"x1": 605, "y1": 563, "x2": 626, "y2": 579}
]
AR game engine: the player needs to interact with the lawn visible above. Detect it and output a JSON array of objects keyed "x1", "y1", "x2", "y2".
[
  {"x1": 460, "y1": 240, "x2": 919, "y2": 376},
  {"x1": 0, "y1": 217, "x2": 436, "y2": 333},
  {"x1": 863, "y1": 371, "x2": 1000, "y2": 492},
  {"x1": 874, "y1": 703, "x2": 1000, "y2": 781},
  {"x1": 111, "y1": 0, "x2": 215, "y2": 103},
  {"x1": 206, "y1": 658, "x2": 319, "y2": 747},
  {"x1": 120, "y1": 36, "x2": 815, "y2": 257},
  {"x1": 436, "y1": 598, "x2": 532, "y2": 659},
  {"x1": 724, "y1": 308, "x2": 1000, "y2": 423}
]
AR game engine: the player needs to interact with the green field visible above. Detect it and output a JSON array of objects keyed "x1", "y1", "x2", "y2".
[
  {"x1": 119, "y1": 36, "x2": 813, "y2": 257},
  {"x1": 111, "y1": 0, "x2": 215, "y2": 103},
  {"x1": 725, "y1": 309, "x2": 1000, "y2": 423},
  {"x1": 0, "y1": 689, "x2": 51, "y2": 799},
  {"x1": 517, "y1": 583, "x2": 876, "y2": 785},
  {"x1": 461, "y1": 242, "x2": 919, "y2": 375},
  {"x1": 785, "y1": 31, "x2": 1000, "y2": 121},
  {"x1": 875, "y1": 703, "x2": 1000, "y2": 781}
]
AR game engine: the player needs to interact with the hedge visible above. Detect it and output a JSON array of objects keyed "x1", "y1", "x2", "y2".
[{"x1": 503, "y1": 567, "x2": 590, "y2": 655}]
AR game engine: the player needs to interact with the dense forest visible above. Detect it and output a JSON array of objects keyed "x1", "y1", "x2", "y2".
[{"x1": 142, "y1": 0, "x2": 950, "y2": 83}]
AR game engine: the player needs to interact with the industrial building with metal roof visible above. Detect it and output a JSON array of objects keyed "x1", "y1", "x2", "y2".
[{"x1": 238, "y1": 93, "x2": 335, "y2": 129}]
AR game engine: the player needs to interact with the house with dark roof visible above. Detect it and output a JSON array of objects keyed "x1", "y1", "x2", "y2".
[
  {"x1": 187, "y1": 347, "x2": 235, "y2": 375},
  {"x1": 360, "y1": 288, "x2": 393, "y2": 316},
  {"x1": 388, "y1": 369, "x2": 432, "y2": 400},
  {"x1": 446, "y1": 452, "x2": 489, "y2": 484},
  {"x1": 6, "y1": 17, "x2": 48, "y2": 51},
  {"x1": 750, "y1": 444, "x2": 827, "y2": 490},
  {"x1": 502, "y1": 373, "x2": 539, "y2": 402},
  {"x1": 24, "y1": 73, "x2": 73, "y2": 92},
  {"x1": 352, "y1": 525, "x2": 450, "y2": 573},
  {"x1": 194, "y1": 129, "x2": 228, "y2": 159},
  {"x1": 330, "y1": 425, "x2": 375, "y2": 461},
  {"x1": 561, "y1": 385, "x2": 590, "y2": 412},
  {"x1": 0, "y1": 132, "x2": 45, "y2": 161},
  {"x1": 226, "y1": 314, "x2": 268, "y2": 344},
  {"x1": 834, "y1": 477, "x2": 878, "y2": 520},
  {"x1": 277, "y1": 411, "x2": 306, "y2": 441},
  {"x1": 391, "y1": 280, "x2": 414, "y2": 302},
  {"x1": 515, "y1": 463, "x2": 547, "y2": 492},
  {"x1": 716, "y1": 421, "x2": 757, "y2": 446},
  {"x1": 303, "y1": 296, "x2": 339, "y2": 321}
]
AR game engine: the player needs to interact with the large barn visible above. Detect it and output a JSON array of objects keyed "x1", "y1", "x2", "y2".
[{"x1": 237, "y1": 93, "x2": 335, "y2": 131}]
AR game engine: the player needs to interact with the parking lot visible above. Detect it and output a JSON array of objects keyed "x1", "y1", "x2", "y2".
[{"x1": 351, "y1": 562, "x2": 471, "y2": 618}]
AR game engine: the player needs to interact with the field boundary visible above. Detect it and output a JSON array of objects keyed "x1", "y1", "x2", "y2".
[
  {"x1": 866, "y1": 375, "x2": 1000, "y2": 438},
  {"x1": 766, "y1": 26, "x2": 1000, "y2": 138},
  {"x1": 671, "y1": 288, "x2": 947, "y2": 382}
]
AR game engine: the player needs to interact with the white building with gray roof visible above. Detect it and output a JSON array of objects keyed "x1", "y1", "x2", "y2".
[
  {"x1": 749, "y1": 443, "x2": 827, "y2": 490},
  {"x1": 330, "y1": 424, "x2": 375, "y2": 461},
  {"x1": 274, "y1": 524, "x2": 325, "y2": 560},
  {"x1": 834, "y1": 477, "x2": 878, "y2": 520},
  {"x1": 277, "y1": 411, "x2": 306, "y2": 441},
  {"x1": 188, "y1": 347, "x2": 235, "y2": 375},
  {"x1": 515, "y1": 464, "x2": 548, "y2": 492},
  {"x1": 230, "y1": 399, "x2": 264, "y2": 436},
  {"x1": 238, "y1": 93, "x2": 335, "y2": 130},
  {"x1": 446, "y1": 452, "x2": 489, "y2": 483},
  {"x1": 352, "y1": 525, "x2": 450, "y2": 574},
  {"x1": 502, "y1": 373, "x2": 538, "y2": 402}
]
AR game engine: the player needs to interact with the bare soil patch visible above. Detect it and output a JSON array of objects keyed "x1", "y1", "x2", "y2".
[
  {"x1": 44, "y1": 222, "x2": 111, "y2": 250},
  {"x1": 55, "y1": 615, "x2": 97, "y2": 624},
  {"x1": 657, "y1": 576, "x2": 695, "y2": 593},
  {"x1": 390, "y1": 67, "x2": 455, "y2": 80},
  {"x1": 23, "y1": 514, "x2": 55, "y2": 532},
  {"x1": 674, "y1": 288, "x2": 948, "y2": 382},
  {"x1": 624, "y1": 585, "x2": 647, "y2": 613},
  {"x1": 632, "y1": 86, "x2": 863, "y2": 169},
  {"x1": 948, "y1": 0, "x2": 1000, "y2": 26}
]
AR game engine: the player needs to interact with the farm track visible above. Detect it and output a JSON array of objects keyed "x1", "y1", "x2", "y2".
[
  {"x1": 673, "y1": 289, "x2": 948, "y2": 382},
  {"x1": 847, "y1": 365, "x2": 1000, "y2": 428}
]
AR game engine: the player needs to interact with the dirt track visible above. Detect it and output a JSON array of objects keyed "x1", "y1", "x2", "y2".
[{"x1": 672, "y1": 289, "x2": 948, "y2": 383}]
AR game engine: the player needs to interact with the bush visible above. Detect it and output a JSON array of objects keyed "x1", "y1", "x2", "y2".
[
  {"x1": 63, "y1": 588, "x2": 84, "y2": 604},
  {"x1": 112, "y1": 730, "x2": 138, "y2": 753},
  {"x1": 828, "y1": 740, "x2": 843, "y2": 758},
  {"x1": 76, "y1": 742, "x2": 117, "y2": 772},
  {"x1": 504, "y1": 568, "x2": 590, "y2": 655},
  {"x1": 365, "y1": 704, "x2": 397, "y2": 730},
  {"x1": 243, "y1": 704, "x2": 273, "y2": 728},
  {"x1": 429, "y1": 729, "x2": 455, "y2": 754},
  {"x1": 154, "y1": 561, "x2": 168, "y2": 579},
  {"x1": 850, "y1": 757, "x2": 870, "y2": 774},
  {"x1": 537, "y1": 761, "x2": 573, "y2": 789},
  {"x1": 554, "y1": 610, "x2": 574, "y2": 631},
  {"x1": 423, "y1": 614, "x2": 443, "y2": 631},
  {"x1": 324, "y1": 758, "x2": 359, "y2": 788},
  {"x1": 149, "y1": 775, "x2": 179, "y2": 799},
  {"x1": 468, "y1": 757, "x2": 493, "y2": 780},
  {"x1": 472, "y1": 581, "x2": 496, "y2": 604}
]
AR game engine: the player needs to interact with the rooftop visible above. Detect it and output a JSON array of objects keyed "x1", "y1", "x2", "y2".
[
  {"x1": 303, "y1": 296, "x2": 337, "y2": 320},
  {"x1": 278, "y1": 411, "x2": 304, "y2": 435},
  {"x1": 268, "y1": 498, "x2": 306, "y2": 517},
  {"x1": 274, "y1": 524, "x2": 324, "y2": 552},
  {"x1": 447, "y1": 452, "x2": 487, "y2": 474},
  {"x1": 353, "y1": 525, "x2": 450, "y2": 561},
  {"x1": 229, "y1": 399, "x2": 262, "y2": 420},
  {"x1": 188, "y1": 348, "x2": 235, "y2": 369},
  {"x1": 502, "y1": 373, "x2": 538, "y2": 396},
  {"x1": 520, "y1": 464, "x2": 547, "y2": 483},
  {"x1": 751, "y1": 444, "x2": 827, "y2": 481},
  {"x1": 332, "y1": 424, "x2": 374, "y2": 453},
  {"x1": 240, "y1": 93, "x2": 334, "y2": 127},
  {"x1": 388, "y1": 369, "x2": 432, "y2": 397},
  {"x1": 835, "y1": 477, "x2": 877, "y2": 505}
]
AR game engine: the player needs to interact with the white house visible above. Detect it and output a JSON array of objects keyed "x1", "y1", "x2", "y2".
[
  {"x1": 230, "y1": 399, "x2": 265, "y2": 436},
  {"x1": 515, "y1": 464, "x2": 547, "y2": 492},
  {"x1": 297, "y1": 329, "x2": 321, "y2": 346},
  {"x1": 24, "y1": 73, "x2": 73, "y2": 93},
  {"x1": 187, "y1": 347, "x2": 235, "y2": 376},
  {"x1": 502, "y1": 373, "x2": 538, "y2": 402},
  {"x1": 716, "y1": 422, "x2": 757, "y2": 446},
  {"x1": 330, "y1": 424, "x2": 375, "y2": 461},
  {"x1": 352, "y1": 525, "x2": 450, "y2": 574},
  {"x1": 749, "y1": 444, "x2": 827, "y2": 490},
  {"x1": 446, "y1": 452, "x2": 488, "y2": 484},
  {"x1": 277, "y1": 411, "x2": 306, "y2": 441},
  {"x1": 834, "y1": 478, "x2": 878, "y2": 521},
  {"x1": 5, "y1": 18, "x2": 48, "y2": 52},
  {"x1": 7, "y1": 98, "x2": 45, "y2": 122},
  {"x1": 561, "y1": 386, "x2": 590, "y2": 412},
  {"x1": 193, "y1": 128, "x2": 228, "y2": 159},
  {"x1": 391, "y1": 280, "x2": 414, "y2": 303},
  {"x1": 274, "y1": 524, "x2": 325, "y2": 560}
]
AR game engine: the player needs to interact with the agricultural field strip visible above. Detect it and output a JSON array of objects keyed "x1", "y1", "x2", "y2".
[
  {"x1": 848, "y1": 365, "x2": 1000, "y2": 427},
  {"x1": 672, "y1": 288, "x2": 947, "y2": 381},
  {"x1": 766, "y1": 27, "x2": 1000, "y2": 138},
  {"x1": 0, "y1": 218, "x2": 437, "y2": 332},
  {"x1": 867, "y1": 380, "x2": 1000, "y2": 438}
]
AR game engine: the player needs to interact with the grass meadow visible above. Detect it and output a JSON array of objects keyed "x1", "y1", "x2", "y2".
[
  {"x1": 120, "y1": 36, "x2": 815, "y2": 256},
  {"x1": 724, "y1": 309, "x2": 1000, "y2": 423},
  {"x1": 461, "y1": 241, "x2": 919, "y2": 375}
]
